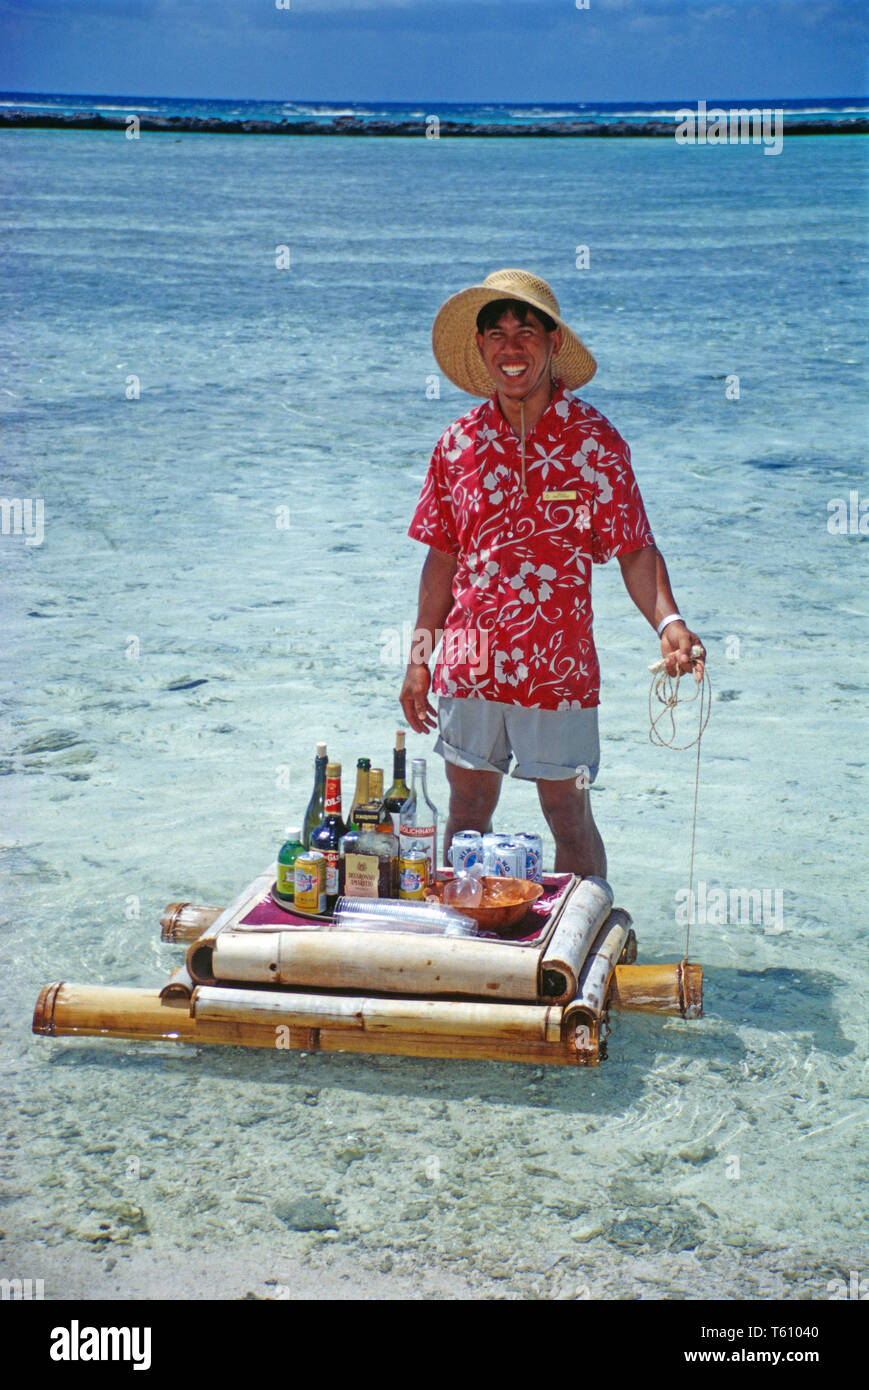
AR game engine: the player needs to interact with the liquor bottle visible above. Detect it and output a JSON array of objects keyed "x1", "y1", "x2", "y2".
[
  {"x1": 347, "y1": 757, "x2": 371, "y2": 832},
  {"x1": 398, "y1": 757, "x2": 438, "y2": 884},
  {"x1": 383, "y1": 730, "x2": 410, "y2": 835},
  {"x1": 302, "y1": 742, "x2": 328, "y2": 849},
  {"x1": 368, "y1": 769, "x2": 394, "y2": 832},
  {"x1": 340, "y1": 804, "x2": 399, "y2": 898},
  {"x1": 275, "y1": 826, "x2": 304, "y2": 904},
  {"x1": 310, "y1": 762, "x2": 348, "y2": 911}
]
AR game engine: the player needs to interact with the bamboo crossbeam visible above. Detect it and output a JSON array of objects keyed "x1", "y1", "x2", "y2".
[
  {"x1": 203, "y1": 927, "x2": 543, "y2": 1000},
  {"x1": 539, "y1": 876, "x2": 614, "y2": 1003},
  {"x1": 609, "y1": 961, "x2": 703, "y2": 1018},
  {"x1": 160, "y1": 903, "x2": 223, "y2": 944},
  {"x1": 160, "y1": 964, "x2": 196, "y2": 1001},
  {"x1": 192, "y1": 985, "x2": 563, "y2": 1042},
  {"x1": 315, "y1": 1028, "x2": 588, "y2": 1067},
  {"x1": 32, "y1": 983, "x2": 589, "y2": 1065},
  {"x1": 33, "y1": 983, "x2": 197, "y2": 1042},
  {"x1": 574, "y1": 910, "x2": 632, "y2": 1018}
]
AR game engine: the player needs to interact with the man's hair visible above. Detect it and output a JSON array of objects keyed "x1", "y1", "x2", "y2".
[{"x1": 476, "y1": 298, "x2": 557, "y2": 336}]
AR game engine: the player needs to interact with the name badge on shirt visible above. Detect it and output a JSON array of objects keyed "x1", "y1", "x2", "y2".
[{"x1": 542, "y1": 489, "x2": 578, "y2": 501}]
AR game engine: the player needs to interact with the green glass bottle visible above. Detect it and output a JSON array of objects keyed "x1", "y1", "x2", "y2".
[
  {"x1": 347, "y1": 757, "x2": 371, "y2": 832},
  {"x1": 383, "y1": 730, "x2": 411, "y2": 835},
  {"x1": 302, "y1": 742, "x2": 328, "y2": 849},
  {"x1": 275, "y1": 826, "x2": 304, "y2": 904}
]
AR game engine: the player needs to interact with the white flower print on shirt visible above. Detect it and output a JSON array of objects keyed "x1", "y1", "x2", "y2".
[
  {"x1": 481, "y1": 462, "x2": 511, "y2": 507},
  {"x1": 573, "y1": 438, "x2": 613, "y2": 504},
  {"x1": 466, "y1": 550, "x2": 499, "y2": 590},
  {"x1": 508, "y1": 561, "x2": 557, "y2": 606},
  {"x1": 444, "y1": 426, "x2": 473, "y2": 463},
  {"x1": 495, "y1": 647, "x2": 529, "y2": 687}
]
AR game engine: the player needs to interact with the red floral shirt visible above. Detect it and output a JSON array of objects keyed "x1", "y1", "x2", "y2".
[{"x1": 408, "y1": 385, "x2": 654, "y2": 711}]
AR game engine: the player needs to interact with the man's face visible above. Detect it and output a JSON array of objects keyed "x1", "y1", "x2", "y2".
[{"x1": 475, "y1": 308, "x2": 562, "y2": 401}]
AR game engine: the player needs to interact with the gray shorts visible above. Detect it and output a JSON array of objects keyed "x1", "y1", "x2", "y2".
[{"x1": 435, "y1": 695, "x2": 600, "y2": 783}]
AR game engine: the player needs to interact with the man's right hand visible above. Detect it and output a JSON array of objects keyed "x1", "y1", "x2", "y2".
[{"x1": 400, "y1": 663, "x2": 437, "y2": 734}]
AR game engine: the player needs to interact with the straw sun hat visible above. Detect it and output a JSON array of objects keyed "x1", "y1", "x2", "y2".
[{"x1": 432, "y1": 268, "x2": 597, "y2": 398}]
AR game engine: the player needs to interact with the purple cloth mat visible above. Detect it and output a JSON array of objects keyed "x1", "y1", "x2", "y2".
[{"x1": 239, "y1": 873, "x2": 573, "y2": 943}]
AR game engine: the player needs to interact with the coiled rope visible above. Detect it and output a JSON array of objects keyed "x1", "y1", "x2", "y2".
[{"x1": 648, "y1": 645, "x2": 710, "y2": 959}]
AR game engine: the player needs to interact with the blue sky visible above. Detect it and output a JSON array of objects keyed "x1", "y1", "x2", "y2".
[{"x1": 0, "y1": 0, "x2": 866, "y2": 101}]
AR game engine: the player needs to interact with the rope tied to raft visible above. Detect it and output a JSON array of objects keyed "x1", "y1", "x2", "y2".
[{"x1": 648, "y1": 645, "x2": 711, "y2": 960}]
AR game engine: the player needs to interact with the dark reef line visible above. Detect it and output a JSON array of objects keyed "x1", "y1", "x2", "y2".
[{"x1": 2, "y1": 110, "x2": 867, "y2": 137}]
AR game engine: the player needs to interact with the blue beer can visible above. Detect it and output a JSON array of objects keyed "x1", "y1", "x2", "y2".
[
  {"x1": 514, "y1": 832, "x2": 544, "y2": 884},
  {"x1": 449, "y1": 830, "x2": 484, "y2": 874},
  {"x1": 491, "y1": 838, "x2": 526, "y2": 879}
]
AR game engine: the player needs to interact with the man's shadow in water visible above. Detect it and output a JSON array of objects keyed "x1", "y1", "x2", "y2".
[{"x1": 45, "y1": 964, "x2": 852, "y2": 1118}]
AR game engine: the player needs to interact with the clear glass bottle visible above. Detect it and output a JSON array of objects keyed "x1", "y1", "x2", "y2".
[
  {"x1": 302, "y1": 742, "x2": 328, "y2": 849},
  {"x1": 398, "y1": 757, "x2": 438, "y2": 884}
]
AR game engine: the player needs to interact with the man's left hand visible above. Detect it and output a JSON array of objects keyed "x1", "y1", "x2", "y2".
[{"x1": 661, "y1": 622, "x2": 706, "y2": 682}]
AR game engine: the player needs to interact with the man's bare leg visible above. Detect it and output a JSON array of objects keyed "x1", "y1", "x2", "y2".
[
  {"x1": 536, "y1": 777, "x2": 607, "y2": 879},
  {"x1": 443, "y1": 763, "x2": 502, "y2": 866}
]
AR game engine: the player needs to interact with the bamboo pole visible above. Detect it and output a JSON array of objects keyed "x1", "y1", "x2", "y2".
[
  {"x1": 608, "y1": 962, "x2": 703, "y2": 1018},
  {"x1": 205, "y1": 927, "x2": 543, "y2": 1000},
  {"x1": 160, "y1": 903, "x2": 223, "y2": 944},
  {"x1": 33, "y1": 982, "x2": 197, "y2": 1042},
  {"x1": 561, "y1": 911, "x2": 630, "y2": 1060},
  {"x1": 315, "y1": 1028, "x2": 590, "y2": 1067},
  {"x1": 192, "y1": 985, "x2": 562, "y2": 1042},
  {"x1": 160, "y1": 964, "x2": 196, "y2": 1001},
  {"x1": 572, "y1": 910, "x2": 632, "y2": 1018},
  {"x1": 620, "y1": 927, "x2": 638, "y2": 964},
  {"x1": 539, "y1": 877, "x2": 614, "y2": 1003},
  {"x1": 32, "y1": 983, "x2": 586, "y2": 1065}
]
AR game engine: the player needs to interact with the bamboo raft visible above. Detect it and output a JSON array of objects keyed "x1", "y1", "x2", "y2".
[{"x1": 33, "y1": 866, "x2": 702, "y2": 1067}]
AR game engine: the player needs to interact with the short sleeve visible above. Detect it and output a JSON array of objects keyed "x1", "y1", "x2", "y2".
[
  {"x1": 408, "y1": 440, "x2": 460, "y2": 557},
  {"x1": 589, "y1": 431, "x2": 655, "y2": 565}
]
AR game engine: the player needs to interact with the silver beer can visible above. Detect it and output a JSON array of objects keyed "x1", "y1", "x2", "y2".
[
  {"x1": 449, "y1": 830, "x2": 484, "y2": 874},
  {"x1": 491, "y1": 838, "x2": 526, "y2": 879},
  {"x1": 481, "y1": 833, "x2": 501, "y2": 875},
  {"x1": 514, "y1": 832, "x2": 543, "y2": 884}
]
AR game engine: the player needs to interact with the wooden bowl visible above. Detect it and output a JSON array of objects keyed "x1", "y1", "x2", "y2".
[{"x1": 424, "y1": 876, "x2": 544, "y2": 930}]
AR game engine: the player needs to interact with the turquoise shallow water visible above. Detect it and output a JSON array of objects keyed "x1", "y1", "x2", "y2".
[{"x1": 1, "y1": 129, "x2": 867, "y2": 1299}]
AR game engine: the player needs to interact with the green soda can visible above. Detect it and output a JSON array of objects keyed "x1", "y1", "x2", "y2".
[{"x1": 275, "y1": 826, "x2": 304, "y2": 903}]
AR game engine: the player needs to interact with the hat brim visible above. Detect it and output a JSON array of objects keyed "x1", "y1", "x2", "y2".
[{"x1": 432, "y1": 284, "x2": 597, "y2": 397}]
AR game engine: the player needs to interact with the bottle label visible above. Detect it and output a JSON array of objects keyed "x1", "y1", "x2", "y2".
[
  {"x1": 324, "y1": 777, "x2": 341, "y2": 816},
  {"x1": 276, "y1": 862, "x2": 296, "y2": 898},
  {"x1": 344, "y1": 853, "x2": 379, "y2": 898},
  {"x1": 399, "y1": 827, "x2": 436, "y2": 881},
  {"x1": 323, "y1": 848, "x2": 340, "y2": 895}
]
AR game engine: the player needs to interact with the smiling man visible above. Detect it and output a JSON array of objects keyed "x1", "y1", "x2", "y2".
[{"x1": 400, "y1": 268, "x2": 705, "y2": 876}]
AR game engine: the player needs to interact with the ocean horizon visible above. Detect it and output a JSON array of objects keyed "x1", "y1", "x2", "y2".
[{"x1": 2, "y1": 89, "x2": 867, "y2": 130}]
